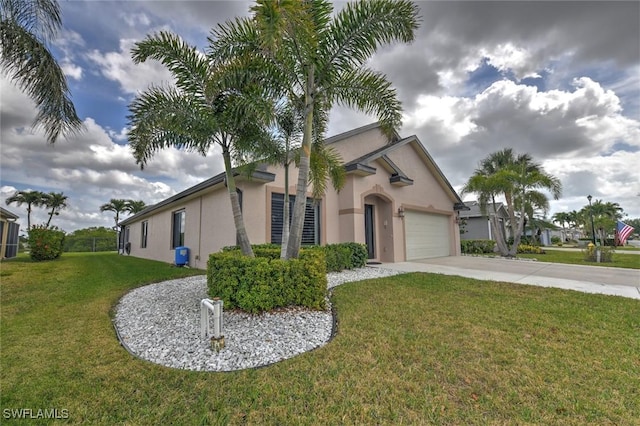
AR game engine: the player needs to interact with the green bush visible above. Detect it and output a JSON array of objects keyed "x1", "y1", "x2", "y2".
[
  {"x1": 551, "y1": 236, "x2": 562, "y2": 245},
  {"x1": 461, "y1": 240, "x2": 496, "y2": 254},
  {"x1": 207, "y1": 249, "x2": 327, "y2": 313},
  {"x1": 517, "y1": 244, "x2": 545, "y2": 254},
  {"x1": 341, "y1": 242, "x2": 368, "y2": 269},
  {"x1": 583, "y1": 246, "x2": 614, "y2": 263},
  {"x1": 222, "y1": 242, "x2": 369, "y2": 271},
  {"x1": 28, "y1": 226, "x2": 66, "y2": 261}
]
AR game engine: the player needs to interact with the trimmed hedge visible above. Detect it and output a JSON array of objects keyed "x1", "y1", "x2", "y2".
[
  {"x1": 461, "y1": 240, "x2": 496, "y2": 254},
  {"x1": 221, "y1": 242, "x2": 369, "y2": 272},
  {"x1": 208, "y1": 249, "x2": 327, "y2": 313},
  {"x1": 28, "y1": 226, "x2": 66, "y2": 261}
]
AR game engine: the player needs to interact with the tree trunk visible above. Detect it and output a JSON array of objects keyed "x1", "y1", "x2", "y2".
[
  {"x1": 222, "y1": 148, "x2": 254, "y2": 257},
  {"x1": 280, "y1": 160, "x2": 290, "y2": 259},
  {"x1": 490, "y1": 215, "x2": 509, "y2": 255},
  {"x1": 508, "y1": 205, "x2": 527, "y2": 257},
  {"x1": 286, "y1": 66, "x2": 314, "y2": 259}
]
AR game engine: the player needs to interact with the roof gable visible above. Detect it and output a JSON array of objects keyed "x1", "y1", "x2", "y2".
[{"x1": 343, "y1": 133, "x2": 463, "y2": 204}]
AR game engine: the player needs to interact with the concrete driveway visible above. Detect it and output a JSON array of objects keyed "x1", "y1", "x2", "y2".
[{"x1": 376, "y1": 256, "x2": 640, "y2": 300}]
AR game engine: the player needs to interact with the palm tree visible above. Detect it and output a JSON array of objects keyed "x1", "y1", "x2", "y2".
[
  {"x1": 100, "y1": 199, "x2": 128, "y2": 231},
  {"x1": 263, "y1": 99, "x2": 345, "y2": 258},
  {"x1": 552, "y1": 211, "x2": 572, "y2": 242},
  {"x1": 43, "y1": 191, "x2": 68, "y2": 226},
  {"x1": 211, "y1": 0, "x2": 420, "y2": 258},
  {"x1": 124, "y1": 199, "x2": 146, "y2": 215},
  {"x1": 1, "y1": 0, "x2": 83, "y2": 143},
  {"x1": 579, "y1": 199, "x2": 624, "y2": 245},
  {"x1": 462, "y1": 149, "x2": 562, "y2": 256},
  {"x1": 127, "y1": 31, "x2": 276, "y2": 257},
  {"x1": 5, "y1": 190, "x2": 45, "y2": 229}
]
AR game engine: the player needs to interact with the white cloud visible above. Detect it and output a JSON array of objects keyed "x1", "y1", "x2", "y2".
[
  {"x1": 61, "y1": 61, "x2": 83, "y2": 80},
  {"x1": 86, "y1": 38, "x2": 175, "y2": 95}
]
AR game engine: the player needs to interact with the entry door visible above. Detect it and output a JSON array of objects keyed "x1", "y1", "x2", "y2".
[{"x1": 364, "y1": 204, "x2": 375, "y2": 259}]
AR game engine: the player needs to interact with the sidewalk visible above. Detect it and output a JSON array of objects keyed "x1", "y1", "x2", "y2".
[{"x1": 374, "y1": 256, "x2": 640, "y2": 300}]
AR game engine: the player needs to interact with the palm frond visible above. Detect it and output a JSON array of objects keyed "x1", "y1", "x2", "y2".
[
  {"x1": 127, "y1": 86, "x2": 215, "y2": 168},
  {"x1": 131, "y1": 31, "x2": 210, "y2": 98},
  {"x1": 320, "y1": 0, "x2": 419, "y2": 76},
  {"x1": 327, "y1": 67, "x2": 402, "y2": 134},
  {"x1": 1, "y1": 0, "x2": 61, "y2": 42},
  {"x1": 1, "y1": 19, "x2": 82, "y2": 143}
]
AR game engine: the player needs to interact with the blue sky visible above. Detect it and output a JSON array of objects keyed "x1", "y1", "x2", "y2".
[{"x1": 1, "y1": 1, "x2": 639, "y2": 233}]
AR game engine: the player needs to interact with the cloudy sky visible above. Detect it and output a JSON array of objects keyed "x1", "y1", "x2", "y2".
[{"x1": 1, "y1": 0, "x2": 639, "y2": 234}]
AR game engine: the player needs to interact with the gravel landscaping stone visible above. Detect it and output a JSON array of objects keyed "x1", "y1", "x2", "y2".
[{"x1": 113, "y1": 266, "x2": 402, "y2": 372}]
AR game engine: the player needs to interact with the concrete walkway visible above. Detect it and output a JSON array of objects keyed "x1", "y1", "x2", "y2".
[{"x1": 374, "y1": 256, "x2": 640, "y2": 300}]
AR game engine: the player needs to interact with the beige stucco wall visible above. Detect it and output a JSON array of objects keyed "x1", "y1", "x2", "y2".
[{"x1": 122, "y1": 125, "x2": 461, "y2": 267}]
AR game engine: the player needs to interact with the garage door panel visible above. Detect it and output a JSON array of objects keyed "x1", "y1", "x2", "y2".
[{"x1": 405, "y1": 211, "x2": 450, "y2": 260}]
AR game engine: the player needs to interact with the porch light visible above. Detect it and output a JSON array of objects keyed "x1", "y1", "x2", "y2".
[{"x1": 398, "y1": 206, "x2": 405, "y2": 218}]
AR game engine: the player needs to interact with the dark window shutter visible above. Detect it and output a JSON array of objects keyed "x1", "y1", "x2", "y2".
[{"x1": 271, "y1": 193, "x2": 320, "y2": 245}]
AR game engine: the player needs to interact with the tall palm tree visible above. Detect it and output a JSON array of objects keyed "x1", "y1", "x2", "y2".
[
  {"x1": 211, "y1": 0, "x2": 420, "y2": 258},
  {"x1": 5, "y1": 189, "x2": 45, "y2": 229},
  {"x1": 43, "y1": 191, "x2": 68, "y2": 226},
  {"x1": 127, "y1": 31, "x2": 276, "y2": 257},
  {"x1": 552, "y1": 211, "x2": 572, "y2": 241},
  {"x1": 462, "y1": 149, "x2": 562, "y2": 256},
  {"x1": 100, "y1": 199, "x2": 127, "y2": 231},
  {"x1": 124, "y1": 199, "x2": 146, "y2": 215},
  {"x1": 579, "y1": 199, "x2": 624, "y2": 244},
  {"x1": 1, "y1": 0, "x2": 83, "y2": 143},
  {"x1": 263, "y1": 99, "x2": 345, "y2": 258}
]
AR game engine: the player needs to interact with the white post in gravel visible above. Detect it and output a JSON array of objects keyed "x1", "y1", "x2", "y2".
[{"x1": 200, "y1": 298, "x2": 225, "y2": 351}]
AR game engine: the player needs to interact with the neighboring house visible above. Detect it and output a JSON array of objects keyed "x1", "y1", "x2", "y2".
[
  {"x1": 0, "y1": 207, "x2": 20, "y2": 259},
  {"x1": 119, "y1": 123, "x2": 466, "y2": 268},
  {"x1": 459, "y1": 201, "x2": 510, "y2": 241}
]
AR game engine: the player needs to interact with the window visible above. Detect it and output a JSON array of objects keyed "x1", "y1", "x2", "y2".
[
  {"x1": 172, "y1": 210, "x2": 185, "y2": 248},
  {"x1": 141, "y1": 220, "x2": 148, "y2": 248},
  {"x1": 271, "y1": 193, "x2": 320, "y2": 245}
]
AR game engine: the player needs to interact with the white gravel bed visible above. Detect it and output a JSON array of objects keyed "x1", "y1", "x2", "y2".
[{"x1": 113, "y1": 266, "x2": 402, "y2": 372}]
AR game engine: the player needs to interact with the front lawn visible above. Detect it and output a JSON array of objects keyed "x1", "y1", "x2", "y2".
[
  {"x1": 517, "y1": 248, "x2": 640, "y2": 269},
  {"x1": 1, "y1": 253, "x2": 638, "y2": 424}
]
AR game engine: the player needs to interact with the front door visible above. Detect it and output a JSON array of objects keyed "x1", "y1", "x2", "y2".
[{"x1": 364, "y1": 204, "x2": 375, "y2": 259}]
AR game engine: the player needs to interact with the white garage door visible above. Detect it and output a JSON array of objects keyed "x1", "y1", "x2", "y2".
[{"x1": 405, "y1": 211, "x2": 451, "y2": 260}]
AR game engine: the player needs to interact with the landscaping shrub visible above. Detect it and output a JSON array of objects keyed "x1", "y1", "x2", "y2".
[
  {"x1": 583, "y1": 245, "x2": 614, "y2": 263},
  {"x1": 322, "y1": 244, "x2": 351, "y2": 272},
  {"x1": 551, "y1": 236, "x2": 562, "y2": 245},
  {"x1": 207, "y1": 249, "x2": 327, "y2": 313},
  {"x1": 517, "y1": 244, "x2": 545, "y2": 254},
  {"x1": 461, "y1": 240, "x2": 496, "y2": 254},
  {"x1": 222, "y1": 242, "x2": 369, "y2": 271},
  {"x1": 341, "y1": 242, "x2": 368, "y2": 268},
  {"x1": 28, "y1": 225, "x2": 66, "y2": 261}
]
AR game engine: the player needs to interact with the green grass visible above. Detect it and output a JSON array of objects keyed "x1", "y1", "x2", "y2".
[
  {"x1": 517, "y1": 248, "x2": 640, "y2": 269},
  {"x1": 2, "y1": 253, "x2": 639, "y2": 424}
]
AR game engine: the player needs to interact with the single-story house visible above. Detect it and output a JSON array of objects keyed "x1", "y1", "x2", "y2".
[
  {"x1": 459, "y1": 200, "x2": 510, "y2": 241},
  {"x1": 119, "y1": 123, "x2": 466, "y2": 268},
  {"x1": 0, "y1": 207, "x2": 20, "y2": 259}
]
